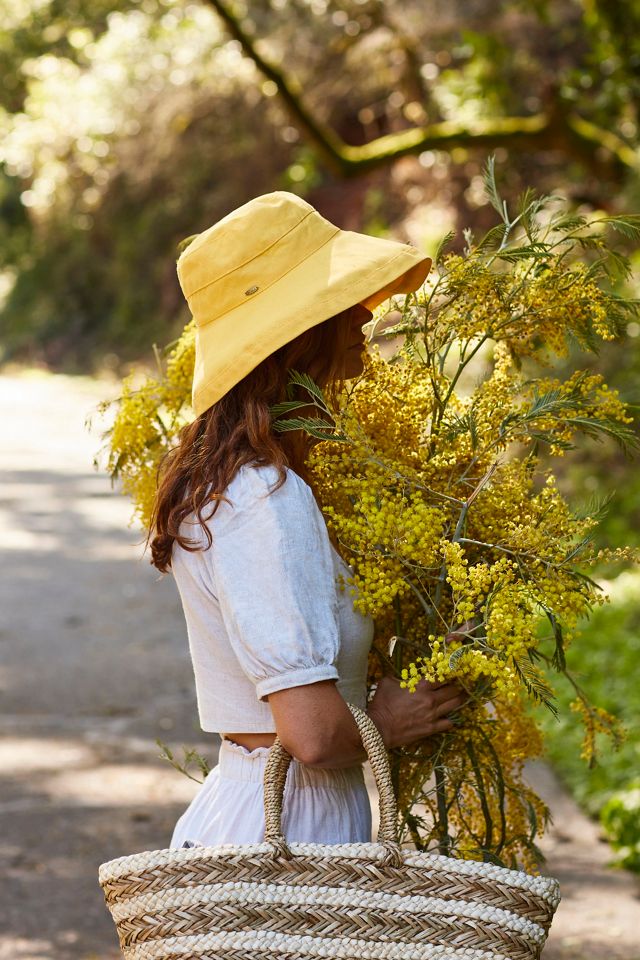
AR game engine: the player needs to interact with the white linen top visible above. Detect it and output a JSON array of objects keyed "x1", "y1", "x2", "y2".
[{"x1": 170, "y1": 462, "x2": 375, "y2": 733}]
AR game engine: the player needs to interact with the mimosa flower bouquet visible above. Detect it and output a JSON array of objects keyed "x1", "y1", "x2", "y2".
[{"x1": 92, "y1": 162, "x2": 640, "y2": 871}]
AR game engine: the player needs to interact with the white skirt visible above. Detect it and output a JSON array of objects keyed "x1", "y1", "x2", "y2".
[{"x1": 170, "y1": 738, "x2": 372, "y2": 848}]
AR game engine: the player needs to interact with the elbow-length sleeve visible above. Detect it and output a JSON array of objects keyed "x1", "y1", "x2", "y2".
[{"x1": 208, "y1": 466, "x2": 341, "y2": 703}]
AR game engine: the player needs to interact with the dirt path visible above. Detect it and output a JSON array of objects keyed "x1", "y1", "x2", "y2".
[{"x1": 0, "y1": 369, "x2": 637, "y2": 959}]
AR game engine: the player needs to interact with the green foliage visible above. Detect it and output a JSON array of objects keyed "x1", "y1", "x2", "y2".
[
  {"x1": 0, "y1": 1, "x2": 295, "y2": 370},
  {"x1": 538, "y1": 572, "x2": 640, "y2": 871},
  {"x1": 0, "y1": 0, "x2": 139, "y2": 113},
  {"x1": 156, "y1": 738, "x2": 211, "y2": 783},
  {"x1": 601, "y1": 782, "x2": 640, "y2": 871},
  {"x1": 2, "y1": 0, "x2": 640, "y2": 372}
]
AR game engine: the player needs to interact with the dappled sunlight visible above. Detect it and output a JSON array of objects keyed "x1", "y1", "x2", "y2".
[
  {"x1": 0, "y1": 732, "x2": 200, "y2": 809},
  {"x1": 41, "y1": 763, "x2": 198, "y2": 808},
  {"x1": 0, "y1": 374, "x2": 120, "y2": 472},
  {"x1": 0, "y1": 472, "x2": 144, "y2": 558},
  {"x1": 0, "y1": 373, "x2": 148, "y2": 558},
  {"x1": 0, "y1": 937, "x2": 58, "y2": 960},
  {"x1": 0, "y1": 373, "x2": 193, "y2": 727},
  {"x1": 0, "y1": 737, "x2": 94, "y2": 774},
  {"x1": 2, "y1": 1, "x2": 240, "y2": 217},
  {"x1": 0, "y1": 524, "x2": 60, "y2": 553}
]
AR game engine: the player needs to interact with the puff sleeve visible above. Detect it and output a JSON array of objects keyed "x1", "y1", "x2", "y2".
[{"x1": 208, "y1": 465, "x2": 341, "y2": 702}]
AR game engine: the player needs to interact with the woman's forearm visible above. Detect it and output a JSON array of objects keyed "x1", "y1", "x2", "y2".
[
  {"x1": 299, "y1": 673, "x2": 466, "y2": 768},
  {"x1": 302, "y1": 703, "x2": 389, "y2": 769}
]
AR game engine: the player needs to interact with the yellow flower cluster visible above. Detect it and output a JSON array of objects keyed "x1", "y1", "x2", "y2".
[
  {"x1": 440, "y1": 255, "x2": 510, "y2": 342},
  {"x1": 94, "y1": 323, "x2": 195, "y2": 530},
  {"x1": 441, "y1": 255, "x2": 617, "y2": 359},
  {"x1": 517, "y1": 261, "x2": 617, "y2": 351},
  {"x1": 321, "y1": 483, "x2": 446, "y2": 617},
  {"x1": 569, "y1": 697, "x2": 625, "y2": 766},
  {"x1": 106, "y1": 376, "x2": 165, "y2": 530},
  {"x1": 162, "y1": 319, "x2": 196, "y2": 412},
  {"x1": 518, "y1": 369, "x2": 633, "y2": 456}
]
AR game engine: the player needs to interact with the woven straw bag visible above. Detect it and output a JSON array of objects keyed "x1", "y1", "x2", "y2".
[{"x1": 99, "y1": 702, "x2": 560, "y2": 960}]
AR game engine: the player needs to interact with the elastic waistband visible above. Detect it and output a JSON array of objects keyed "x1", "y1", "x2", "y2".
[{"x1": 217, "y1": 738, "x2": 365, "y2": 791}]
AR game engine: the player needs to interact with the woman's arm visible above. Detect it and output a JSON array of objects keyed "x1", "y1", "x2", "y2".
[{"x1": 267, "y1": 676, "x2": 467, "y2": 769}]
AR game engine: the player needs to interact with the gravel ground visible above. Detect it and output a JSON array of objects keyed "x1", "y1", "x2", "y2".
[{"x1": 0, "y1": 369, "x2": 638, "y2": 960}]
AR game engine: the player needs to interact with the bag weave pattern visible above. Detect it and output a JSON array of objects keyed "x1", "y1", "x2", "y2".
[{"x1": 99, "y1": 703, "x2": 560, "y2": 960}]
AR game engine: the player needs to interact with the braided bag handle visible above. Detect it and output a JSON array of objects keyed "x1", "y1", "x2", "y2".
[{"x1": 262, "y1": 702, "x2": 403, "y2": 867}]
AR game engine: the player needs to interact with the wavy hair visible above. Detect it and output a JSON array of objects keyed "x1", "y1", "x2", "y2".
[{"x1": 146, "y1": 308, "x2": 355, "y2": 573}]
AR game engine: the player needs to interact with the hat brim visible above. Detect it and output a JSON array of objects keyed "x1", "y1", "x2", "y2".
[{"x1": 192, "y1": 229, "x2": 431, "y2": 416}]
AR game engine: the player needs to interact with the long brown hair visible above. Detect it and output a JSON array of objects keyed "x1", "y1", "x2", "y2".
[{"x1": 146, "y1": 308, "x2": 354, "y2": 573}]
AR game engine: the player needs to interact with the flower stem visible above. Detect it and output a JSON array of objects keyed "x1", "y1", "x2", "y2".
[{"x1": 434, "y1": 763, "x2": 451, "y2": 856}]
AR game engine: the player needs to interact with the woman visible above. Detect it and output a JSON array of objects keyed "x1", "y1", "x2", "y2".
[{"x1": 147, "y1": 191, "x2": 467, "y2": 848}]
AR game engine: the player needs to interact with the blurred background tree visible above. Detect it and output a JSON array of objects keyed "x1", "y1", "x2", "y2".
[
  {"x1": 2, "y1": 0, "x2": 639, "y2": 867},
  {"x1": 3, "y1": 0, "x2": 640, "y2": 370}
]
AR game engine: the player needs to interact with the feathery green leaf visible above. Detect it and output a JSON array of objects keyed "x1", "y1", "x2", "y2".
[
  {"x1": 482, "y1": 155, "x2": 508, "y2": 222},
  {"x1": 513, "y1": 656, "x2": 559, "y2": 718},
  {"x1": 285, "y1": 369, "x2": 326, "y2": 404},
  {"x1": 271, "y1": 415, "x2": 348, "y2": 442},
  {"x1": 434, "y1": 229, "x2": 456, "y2": 264},
  {"x1": 269, "y1": 399, "x2": 313, "y2": 417},
  {"x1": 597, "y1": 214, "x2": 640, "y2": 241}
]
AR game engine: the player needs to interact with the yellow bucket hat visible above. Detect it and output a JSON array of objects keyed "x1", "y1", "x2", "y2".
[{"x1": 176, "y1": 191, "x2": 432, "y2": 416}]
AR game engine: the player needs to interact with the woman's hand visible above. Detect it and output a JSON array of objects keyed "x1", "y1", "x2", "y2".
[{"x1": 367, "y1": 674, "x2": 468, "y2": 750}]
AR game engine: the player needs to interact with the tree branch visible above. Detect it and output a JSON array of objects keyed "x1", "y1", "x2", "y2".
[
  {"x1": 204, "y1": 0, "x2": 640, "y2": 178},
  {"x1": 205, "y1": 0, "x2": 345, "y2": 172}
]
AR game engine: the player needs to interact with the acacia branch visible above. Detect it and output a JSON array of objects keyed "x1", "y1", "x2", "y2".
[{"x1": 205, "y1": 0, "x2": 640, "y2": 178}]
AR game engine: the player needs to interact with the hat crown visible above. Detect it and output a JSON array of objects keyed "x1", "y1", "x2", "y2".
[
  {"x1": 176, "y1": 192, "x2": 337, "y2": 321},
  {"x1": 176, "y1": 190, "x2": 432, "y2": 416}
]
